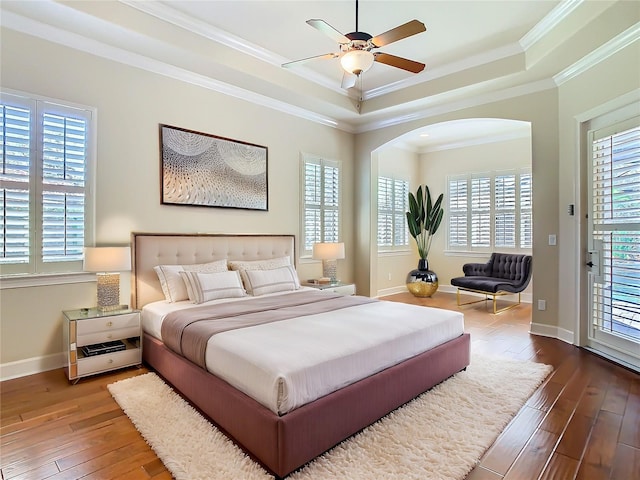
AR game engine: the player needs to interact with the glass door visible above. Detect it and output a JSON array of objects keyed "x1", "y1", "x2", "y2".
[{"x1": 587, "y1": 117, "x2": 640, "y2": 369}]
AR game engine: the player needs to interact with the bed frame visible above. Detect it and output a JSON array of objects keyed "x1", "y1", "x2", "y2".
[{"x1": 132, "y1": 232, "x2": 471, "y2": 478}]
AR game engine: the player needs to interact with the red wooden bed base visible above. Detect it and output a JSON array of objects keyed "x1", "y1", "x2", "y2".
[{"x1": 143, "y1": 331, "x2": 471, "y2": 478}]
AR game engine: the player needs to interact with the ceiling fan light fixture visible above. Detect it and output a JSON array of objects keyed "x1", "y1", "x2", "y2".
[{"x1": 340, "y1": 50, "x2": 374, "y2": 76}]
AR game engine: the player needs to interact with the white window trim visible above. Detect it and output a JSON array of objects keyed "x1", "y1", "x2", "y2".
[
  {"x1": 446, "y1": 167, "x2": 532, "y2": 255},
  {"x1": 299, "y1": 152, "x2": 342, "y2": 259},
  {"x1": 377, "y1": 175, "x2": 410, "y2": 252},
  {"x1": 0, "y1": 88, "x2": 96, "y2": 282}
]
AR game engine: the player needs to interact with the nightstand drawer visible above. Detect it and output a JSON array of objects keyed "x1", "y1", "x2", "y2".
[
  {"x1": 330, "y1": 284, "x2": 356, "y2": 295},
  {"x1": 77, "y1": 348, "x2": 140, "y2": 376},
  {"x1": 76, "y1": 312, "x2": 139, "y2": 335},
  {"x1": 77, "y1": 326, "x2": 140, "y2": 347}
]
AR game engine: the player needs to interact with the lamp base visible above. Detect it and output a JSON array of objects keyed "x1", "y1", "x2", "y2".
[
  {"x1": 322, "y1": 259, "x2": 338, "y2": 284},
  {"x1": 96, "y1": 273, "x2": 121, "y2": 311}
]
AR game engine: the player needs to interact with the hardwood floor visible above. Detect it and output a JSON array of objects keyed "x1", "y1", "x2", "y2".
[{"x1": 1, "y1": 292, "x2": 638, "y2": 479}]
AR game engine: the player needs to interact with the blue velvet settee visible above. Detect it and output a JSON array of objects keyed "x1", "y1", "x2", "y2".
[{"x1": 450, "y1": 253, "x2": 532, "y2": 314}]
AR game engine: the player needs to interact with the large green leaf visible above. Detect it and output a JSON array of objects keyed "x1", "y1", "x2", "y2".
[{"x1": 405, "y1": 184, "x2": 445, "y2": 258}]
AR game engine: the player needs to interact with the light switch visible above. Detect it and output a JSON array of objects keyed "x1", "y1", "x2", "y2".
[{"x1": 548, "y1": 234, "x2": 557, "y2": 246}]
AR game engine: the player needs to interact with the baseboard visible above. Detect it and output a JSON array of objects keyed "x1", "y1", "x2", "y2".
[
  {"x1": 1, "y1": 352, "x2": 65, "y2": 381},
  {"x1": 375, "y1": 285, "x2": 409, "y2": 298},
  {"x1": 529, "y1": 322, "x2": 575, "y2": 344},
  {"x1": 376, "y1": 284, "x2": 533, "y2": 304}
]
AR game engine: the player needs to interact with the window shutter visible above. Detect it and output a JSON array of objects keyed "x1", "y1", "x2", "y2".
[
  {"x1": 520, "y1": 172, "x2": 532, "y2": 248},
  {"x1": 377, "y1": 176, "x2": 409, "y2": 248},
  {"x1": 303, "y1": 161, "x2": 322, "y2": 251},
  {"x1": 448, "y1": 178, "x2": 467, "y2": 247},
  {"x1": 301, "y1": 156, "x2": 340, "y2": 254},
  {"x1": 0, "y1": 104, "x2": 31, "y2": 264},
  {"x1": 471, "y1": 177, "x2": 491, "y2": 247},
  {"x1": 41, "y1": 112, "x2": 87, "y2": 262},
  {"x1": 377, "y1": 177, "x2": 393, "y2": 247},
  {"x1": 322, "y1": 163, "x2": 339, "y2": 243},
  {"x1": 495, "y1": 174, "x2": 516, "y2": 248},
  {"x1": 1, "y1": 93, "x2": 93, "y2": 275},
  {"x1": 592, "y1": 126, "x2": 640, "y2": 225},
  {"x1": 393, "y1": 179, "x2": 409, "y2": 246}
]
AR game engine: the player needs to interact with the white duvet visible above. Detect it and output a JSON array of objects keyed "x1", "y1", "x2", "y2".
[{"x1": 142, "y1": 291, "x2": 464, "y2": 415}]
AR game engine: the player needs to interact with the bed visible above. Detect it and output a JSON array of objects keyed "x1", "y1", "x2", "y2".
[{"x1": 132, "y1": 232, "x2": 470, "y2": 478}]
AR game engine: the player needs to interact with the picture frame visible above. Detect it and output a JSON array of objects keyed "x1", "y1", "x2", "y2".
[{"x1": 159, "y1": 124, "x2": 268, "y2": 211}]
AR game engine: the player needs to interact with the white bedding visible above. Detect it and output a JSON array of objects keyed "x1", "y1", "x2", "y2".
[{"x1": 142, "y1": 291, "x2": 464, "y2": 415}]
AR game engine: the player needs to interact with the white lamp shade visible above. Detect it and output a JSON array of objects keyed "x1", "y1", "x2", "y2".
[
  {"x1": 340, "y1": 50, "x2": 375, "y2": 75},
  {"x1": 312, "y1": 242, "x2": 345, "y2": 260},
  {"x1": 83, "y1": 246, "x2": 131, "y2": 272}
]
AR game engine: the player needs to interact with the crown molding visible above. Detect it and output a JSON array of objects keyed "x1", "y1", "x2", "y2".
[
  {"x1": 355, "y1": 78, "x2": 557, "y2": 134},
  {"x1": 553, "y1": 22, "x2": 640, "y2": 86},
  {"x1": 520, "y1": 0, "x2": 584, "y2": 50},
  {"x1": 1, "y1": 8, "x2": 348, "y2": 132}
]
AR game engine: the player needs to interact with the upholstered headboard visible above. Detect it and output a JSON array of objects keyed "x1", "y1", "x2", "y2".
[{"x1": 131, "y1": 233, "x2": 296, "y2": 309}]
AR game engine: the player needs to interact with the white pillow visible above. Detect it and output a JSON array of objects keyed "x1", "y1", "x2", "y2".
[
  {"x1": 154, "y1": 259, "x2": 228, "y2": 302},
  {"x1": 243, "y1": 265, "x2": 300, "y2": 296},
  {"x1": 228, "y1": 256, "x2": 291, "y2": 272},
  {"x1": 179, "y1": 270, "x2": 246, "y2": 304},
  {"x1": 228, "y1": 257, "x2": 298, "y2": 290}
]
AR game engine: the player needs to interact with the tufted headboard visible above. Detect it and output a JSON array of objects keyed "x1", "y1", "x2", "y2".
[{"x1": 131, "y1": 232, "x2": 296, "y2": 309}]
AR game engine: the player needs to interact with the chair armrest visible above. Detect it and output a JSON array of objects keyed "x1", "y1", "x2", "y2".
[{"x1": 462, "y1": 262, "x2": 491, "y2": 276}]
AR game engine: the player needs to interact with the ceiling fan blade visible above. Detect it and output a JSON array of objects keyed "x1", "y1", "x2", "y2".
[
  {"x1": 374, "y1": 52, "x2": 425, "y2": 73},
  {"x1": 371, "y1": 20, "x2": 426, "y2": 47},
  {"x1": 282, "y1": 52, "x2": 339, "y2": 68},
  {"x1": 341, "y1": 72, "x2": 357, "y2": 89},
  {"x1": 307, "y1": 19, "x2": 350, "y2": 44}
]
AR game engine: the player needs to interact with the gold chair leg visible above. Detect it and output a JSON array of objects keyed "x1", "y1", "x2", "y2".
[{"x1": 456, "y1": 287, "x2": 523, "y2": 314}]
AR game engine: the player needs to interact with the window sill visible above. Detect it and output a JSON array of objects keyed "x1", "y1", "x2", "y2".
[{"x1": 0, "y1": 272, "x2": 95, "y2": 289}]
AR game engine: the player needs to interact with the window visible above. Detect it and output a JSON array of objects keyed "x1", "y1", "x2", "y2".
[
  {"x1": 0, "y1": 91, "x2": 94, "y2": 276},
  {"x1": 301, "y1": 154, "x2": 340, "y2": 256},
  {"x1": 377, "y1": 176, "x2": 409, "y2": 249},
  {"x1": 447, "y1": 169, "x2": 532, "y2": 252}
]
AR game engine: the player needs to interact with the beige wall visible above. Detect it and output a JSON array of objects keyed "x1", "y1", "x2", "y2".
[
  {"x1": 1, "y1": 0, "x2": 639, "y2": 376},
  {"x1": 355, "y1": 90, "x2": 559, "y2": 331},
  {"x1": 0, "y1": 29, "x2": 354, "y2": 371},
  {"x1": 374, "y1": 146, "x2": 420, "y2": 295}
]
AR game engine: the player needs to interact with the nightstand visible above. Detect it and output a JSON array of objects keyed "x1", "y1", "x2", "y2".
[
  {"x1": 62, "y1": 307, "x2": 142, "y2": 382},
  {"x1": 303, "y1": 282, "x2": 356, "y2": 295}
]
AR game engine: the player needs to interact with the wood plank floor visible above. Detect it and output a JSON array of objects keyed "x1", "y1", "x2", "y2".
[{"x1": 1, "y1": 292, "x2": 638, "y2": 479}]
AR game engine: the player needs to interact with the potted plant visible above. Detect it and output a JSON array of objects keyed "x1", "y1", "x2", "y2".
[{"x1": 406, "y1": 185, "x2": 444, "y2": 297}]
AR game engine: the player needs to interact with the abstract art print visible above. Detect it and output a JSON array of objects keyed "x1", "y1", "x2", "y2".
[{"x1": 160, "y1": 125, "x2": 268, "y2": 210}]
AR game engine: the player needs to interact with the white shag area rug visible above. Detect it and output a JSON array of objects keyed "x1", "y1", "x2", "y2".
[{"x1": 108, "y1": 354, "x2": 552, "y2": 480}]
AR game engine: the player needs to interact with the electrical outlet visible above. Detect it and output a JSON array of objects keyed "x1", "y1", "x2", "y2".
[{"x1": 537, "y1": 299, "x2": 547, "y2": 311}]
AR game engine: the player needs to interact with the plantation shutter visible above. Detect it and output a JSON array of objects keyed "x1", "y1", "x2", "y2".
[
  {"x1": 494, "y1": 174, "x2": 516, "y2": 248},
  {"x1": 471, "y1": 177, "x2": 491, "y2": 247},
  {"x1": 448, "y1": 178, "x2": 467, "y2": 247},
  {"x1": 41, "y1": 111, "x2": 87, "y2": 262},
  {"x1": 302, "y1": 156, "x2": 340, "y2": 254},
  {"x1": 0, "y1": 103, "x2": 32, "y2": 264},
  {"x1": 322, "y1": 162, "x2": 340, "y2": 243},
  {"x1": 377, "y1": 177, "x2": 393, "y2": 247},
  {"x1": 520, "y1": 172, "x2": 532, "y2": 248},
  {"x1": 0, "y1": 93, "x2": 91, "y2": 275},
  {"x1": 393, "y1": 179, "x2": 409, "y2": 246},
  {"x1": 377, "y1": 177, "x2": 409, "y2": 248}
]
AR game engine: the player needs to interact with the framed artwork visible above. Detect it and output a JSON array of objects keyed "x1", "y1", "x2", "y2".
[{"x1": 160, "y1": 124, "x2": 268, "y2": 211}]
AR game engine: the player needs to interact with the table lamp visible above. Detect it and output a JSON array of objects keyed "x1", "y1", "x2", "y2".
[
  {"x1": 312, "y1": 242, "x2": 345, "y2": 283},
  {"x1": 83, "y1": 246, "x2": 131, "y2": 311}
]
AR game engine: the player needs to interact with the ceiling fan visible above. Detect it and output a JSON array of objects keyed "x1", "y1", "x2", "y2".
[{"x1": 282, "y1": 0, "x2": 426, "y2": 89}]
